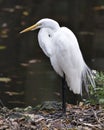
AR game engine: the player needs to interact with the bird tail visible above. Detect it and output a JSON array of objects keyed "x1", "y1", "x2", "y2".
[{"x1": 82, "y1": 65, "x2": 96, "y2": 95}]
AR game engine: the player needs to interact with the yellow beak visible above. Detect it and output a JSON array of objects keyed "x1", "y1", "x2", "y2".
[{"x1": 20, "y1": 23, "x2": 40, "y2": 34}]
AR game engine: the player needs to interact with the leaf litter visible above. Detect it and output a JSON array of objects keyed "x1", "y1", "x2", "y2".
[{"x1": 0, "y1": 101, "x2": 104, "y2": 130}]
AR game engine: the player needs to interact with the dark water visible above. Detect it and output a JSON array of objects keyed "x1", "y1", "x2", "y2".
[
  {"x1": 24, "y1": 59, "x2": 61, "y2": 107},
  {"x1": 0, "y1": 55, "x2": 62, "y2": 108},
  {"x1": 0, "y1": 0, "x2": 104, "y2": 108}
]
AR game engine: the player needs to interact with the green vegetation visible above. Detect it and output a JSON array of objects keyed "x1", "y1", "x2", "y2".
[{"x1": 87, "y1": 71, "x2": 104, "y2": 106}]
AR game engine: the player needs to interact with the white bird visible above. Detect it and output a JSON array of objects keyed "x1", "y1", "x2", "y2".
[{"x1": 20, "y1": 18, "x2": 95, "y2": 112}]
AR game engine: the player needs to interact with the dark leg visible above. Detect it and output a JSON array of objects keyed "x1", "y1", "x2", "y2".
[{"x1": 62, "y1": 74, "x2": 66, "y2": 113}]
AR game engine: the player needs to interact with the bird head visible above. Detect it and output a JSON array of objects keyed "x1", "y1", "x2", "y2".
[{"x1": 20, "y1": 18, "x2": 60, "y2": 34}]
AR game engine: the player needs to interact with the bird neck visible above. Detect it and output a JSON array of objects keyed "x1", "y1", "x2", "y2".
[{"x1": 50, "y1": 24, "x2": 60, "y2": 32}]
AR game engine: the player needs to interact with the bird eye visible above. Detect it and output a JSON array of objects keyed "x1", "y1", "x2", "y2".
[{"x1": 48, "y1": 34, "x2": 51, "y2": 37}]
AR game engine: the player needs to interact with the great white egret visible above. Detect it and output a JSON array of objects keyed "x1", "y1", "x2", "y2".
[{"x1": 20, "y1": 18, "x2": 95, "y2": 112}]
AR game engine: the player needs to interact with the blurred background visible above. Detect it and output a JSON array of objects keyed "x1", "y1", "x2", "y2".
[{"x1": 0, "y1": 0, "x2": 104, "y2": 108}]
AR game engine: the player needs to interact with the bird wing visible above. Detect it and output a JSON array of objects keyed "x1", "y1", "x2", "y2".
[{"x1": 51, "y1": 27, "x2": 86, "y2": 94}]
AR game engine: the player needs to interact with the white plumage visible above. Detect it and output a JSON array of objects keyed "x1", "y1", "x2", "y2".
[{"x1": 20, "y1": 18, "x2": 95, "y2": 95}]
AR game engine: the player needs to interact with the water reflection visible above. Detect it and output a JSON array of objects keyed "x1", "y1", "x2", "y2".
[
  {"x1": 0, "y1": 57, "x2": 61, "y2": 108},
  {"x1": 25, "y1": 59, "x2": 61, "y2": 106}
]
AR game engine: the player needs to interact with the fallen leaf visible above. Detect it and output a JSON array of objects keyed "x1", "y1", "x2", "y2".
[
  {"x1": 0, "y1": 77, "x2": 11, "y2": 83},
  {"x1": 22, "y1": 11, "x2": 29, "y2": 16},
  {"x1": 0, "y1": 46, "x2": 6, "y2": 50}
]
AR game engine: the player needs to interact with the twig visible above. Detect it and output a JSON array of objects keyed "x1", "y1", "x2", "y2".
[
  {"x1": 0, "y1": 99, "x2": 5, "y2": 107},
  {"x1": 82, "y1": 122, "x2": 102, "y2": 129},
  {"x1": 91, "y1": 108, "x2": 104, "y2": 127}
]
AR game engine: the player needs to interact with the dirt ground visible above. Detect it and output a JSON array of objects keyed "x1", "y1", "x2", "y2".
[{"x1": 0, "y1": 101, "x2": 104, "y2": 130}]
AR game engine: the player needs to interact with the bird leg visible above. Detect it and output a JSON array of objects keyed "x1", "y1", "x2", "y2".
[{"x1": 62, "y1": 73, "x2": 66, "y2": 113}]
